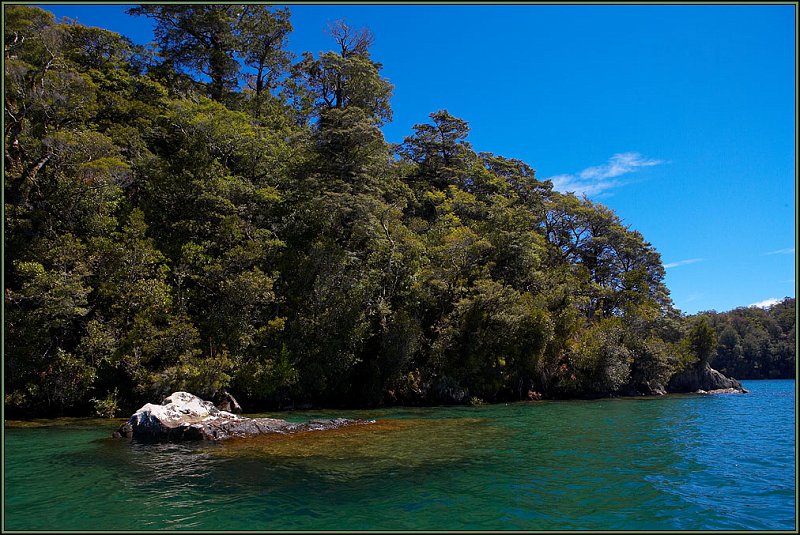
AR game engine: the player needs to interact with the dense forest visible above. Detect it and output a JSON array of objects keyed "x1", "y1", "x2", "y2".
[
  {"x1": 4, "y1": 6, "x2": 795, "y2": 417},
  {"x1": 701, "y1": 298, "x2": 795, "y2": 380}
]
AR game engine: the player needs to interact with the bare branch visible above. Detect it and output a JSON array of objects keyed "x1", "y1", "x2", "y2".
[{"x1": 326, "y1": 19, "x2": 374, "y2": 58}]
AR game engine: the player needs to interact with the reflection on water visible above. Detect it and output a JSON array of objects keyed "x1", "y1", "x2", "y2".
[
  {"x1": 4, "y1": 381, "x2": 796, "y2": 531},
  {"x1": 208, "y1": 417, "x2": 500, "y2": 479},
  {"x1": 126, "y1": 441, "x2": 217, "y2": 482}
]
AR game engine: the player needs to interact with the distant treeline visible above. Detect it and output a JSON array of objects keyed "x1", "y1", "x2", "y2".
[
  {"x1": 3, "y1": 6, "x2": 773, "y2": 417},
  {"x1": 699, "y1": 298, "x2": 795, "y2": 380}
]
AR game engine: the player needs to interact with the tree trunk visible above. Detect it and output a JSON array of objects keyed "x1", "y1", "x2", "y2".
[{"x1": 255, "y1": 66, "x2": 264, "y2": 118}]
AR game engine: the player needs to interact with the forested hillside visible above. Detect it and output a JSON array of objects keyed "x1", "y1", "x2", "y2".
[
  {"x1": 701, "y1": 298, "x2": 795, "y2": 380},
  {"x1": 4, "y1": 6, "x2": 759, "y2": 417}
]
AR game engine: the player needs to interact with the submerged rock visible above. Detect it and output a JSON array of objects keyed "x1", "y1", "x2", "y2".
[
  {"x1": 113, "y1": 391, "x2": 374, "y2": 441},
  {"x1": 666, "y1": 362, "x2": 748, "y2": 394}
]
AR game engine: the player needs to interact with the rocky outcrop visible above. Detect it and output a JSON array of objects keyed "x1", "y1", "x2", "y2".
[
  {"x1": 215, "y1": 389, "x2": 242, "y2": 413},
  {"x1": 113, "y1": 391, "x2": 374, "y2": 441},
  {"x1": 621, "y1": 380, "x2": 668, "y2": 397},
  {"x1": 666, "y1": 362, "x2": 748, "y2": 394},
  {"x1": 432, "y1": 375, "x2": 468, "y2": 404}
]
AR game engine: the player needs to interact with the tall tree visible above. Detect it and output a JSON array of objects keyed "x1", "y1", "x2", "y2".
[
  {"x1": 400, "y1": 110, "x2": 474, "y2": 189},
  {"x1": 287, "y1": 20, "x2": 393, "y2": 124},
  {"x1": 237, "y1": 5, "x2": 293, "y2": 118},
  {"x1": 127, "y1": 5, "x2": 240, "y2": 101},
  {"x1": 688, "y1": 316, "x2": 718, "y2": 365}
]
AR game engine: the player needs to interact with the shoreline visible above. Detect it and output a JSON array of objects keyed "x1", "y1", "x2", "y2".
[{"x1": 5, "y1": 384, "x2": 768, "y2": 425}]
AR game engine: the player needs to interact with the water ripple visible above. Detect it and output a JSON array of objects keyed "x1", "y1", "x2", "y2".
[{"x1": 5, "y1": 380, "x2": 795, "y2": 530}]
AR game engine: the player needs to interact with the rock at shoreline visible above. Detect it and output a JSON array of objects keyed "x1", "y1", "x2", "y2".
[
  {"x1": 666, "y1": 362, "x2": 748, "y2": 394},
  {"x1": 694, "y1": 388, "x2": 746, "y2": 395},
  {"x1": 215, "y1": 389, "x2": 242, "y2": 413},
  {"x1": 113, "y1": 392, "x2": 374, "y2": 441}
]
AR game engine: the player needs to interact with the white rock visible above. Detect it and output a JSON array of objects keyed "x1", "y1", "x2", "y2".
[{"x1": 130, "y1": 391, "x2": 240, "y2": 430}]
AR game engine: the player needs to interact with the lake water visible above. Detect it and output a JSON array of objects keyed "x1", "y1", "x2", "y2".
[{"x1": 4, "y1": 380, "x2": 796, "y2": 530}]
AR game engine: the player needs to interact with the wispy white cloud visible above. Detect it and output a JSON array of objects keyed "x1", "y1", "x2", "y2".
[
  {"x1": 579, "y1": 152, "x2": 663, "y2": 180},
  {"x1": 664, "y1": 258, "x2": 703, "y2": 269},
  {"x1": 749, "y1": 297, "x2": 782, "y2": 309},
  {"x1": 545, "y1": 152, "x2": 665, "y2": 197},
  {"x1": 763, "y1": 247, "x2": 795, "y2": 256}
]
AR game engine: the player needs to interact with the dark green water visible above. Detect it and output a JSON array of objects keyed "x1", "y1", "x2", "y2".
[{"x1": 4, "y1": 380, "x2": 796, "y2": 531}]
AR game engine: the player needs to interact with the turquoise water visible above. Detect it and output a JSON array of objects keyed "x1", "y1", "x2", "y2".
[{"x1": 4, "y1": 380, "x2": 796, "y2": 530}]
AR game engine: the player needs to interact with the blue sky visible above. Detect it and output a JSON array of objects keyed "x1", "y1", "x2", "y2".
[{"x1": 37, "y1": 4, "x2": 797, "y2": 315}]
